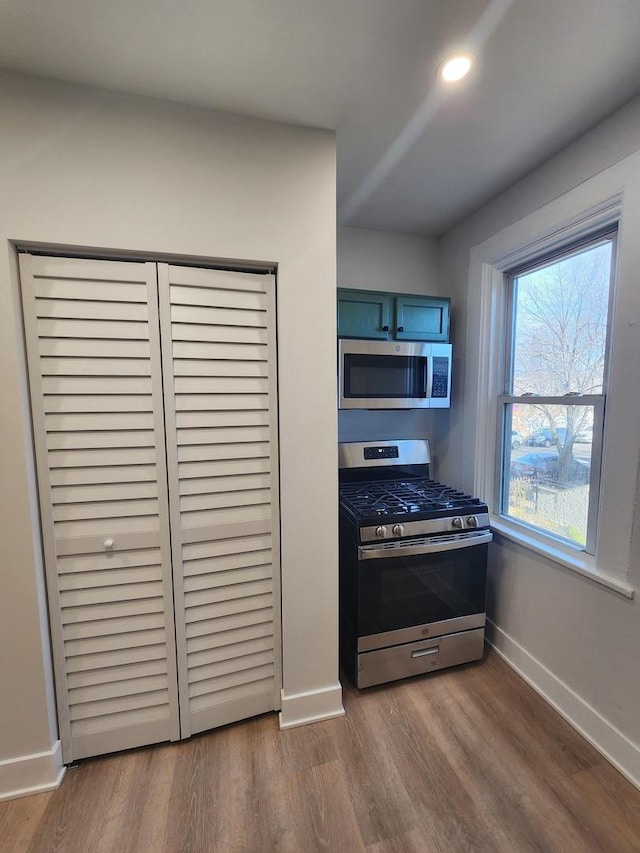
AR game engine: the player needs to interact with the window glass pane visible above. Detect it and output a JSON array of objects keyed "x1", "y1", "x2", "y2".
[
  {"x1": 510, "y1": 240, "x2": 612, "y2": 395},
  {"x1": 503, "y1": 403, "x2": 596, "y2": 547}
]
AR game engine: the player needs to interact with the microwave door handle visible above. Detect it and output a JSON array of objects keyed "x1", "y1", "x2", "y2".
[{"x1": 425, "y1": 355, "x2": 433, "y2": 398}]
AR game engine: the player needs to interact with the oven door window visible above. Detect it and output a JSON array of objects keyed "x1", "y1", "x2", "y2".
[
  {"x1": 343, "y1": 353, "x2": 428, "y2": 400},
  {"x1": 357, "y1": 544, "x2": 487, "y2": 637}
]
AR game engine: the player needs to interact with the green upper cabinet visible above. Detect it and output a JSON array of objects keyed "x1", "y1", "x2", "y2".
[
  {"x1": 337, "y1": 288, "x2": 450, "y2": 342},
  {"x1": 337, "y1": 289, "x2": 392, "y2": 340},
  {"x1": 394, "y1": 294, "x2": 450, "y2": 342}
]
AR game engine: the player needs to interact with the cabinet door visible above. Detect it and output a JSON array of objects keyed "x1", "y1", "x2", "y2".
[
  {"x1": 337, "y1": 289, "x2": 391, "y2": 339},
  {"x1": 394, "y1": 294, "x2": 450, "y2": 342},
  {"x1": 158, "y1": 264, "x2": 281, "y2": 738},
  {"x1": 19, "y1": 255, "x2": 180, "y2": 763}
]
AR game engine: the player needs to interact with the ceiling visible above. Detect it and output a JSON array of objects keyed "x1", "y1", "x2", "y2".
[{"x1": 2, "y1": 0, "x2": 640, "y2": 236}]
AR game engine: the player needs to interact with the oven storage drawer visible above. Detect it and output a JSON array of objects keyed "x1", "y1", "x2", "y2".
[{"x1": 356, "y1": 628, "x2": 484, "y2": 688}]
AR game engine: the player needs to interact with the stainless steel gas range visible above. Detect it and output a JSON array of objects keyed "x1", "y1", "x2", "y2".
[{"x1": 338, "y1": 439, "x2": 492, "y2": 688}]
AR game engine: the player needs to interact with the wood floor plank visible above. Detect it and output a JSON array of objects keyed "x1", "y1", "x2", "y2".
[
  {"x1": 404, "y1": 665, "x2": 600, "y2": 852},
  {"x1": 365, "y1": 826, "x2": 438, "y2": 853},
  {"x1": 368, "y1": 678, "x2": 511, "y2": 852},
  {"x1": 440, "y1": 658, "x2": 620, "y2": 853},
  {"x1": 103, "y1": 744, "x2": 176, "y2": 853},
  {"x1": 560, "y1": 761, "x2": 640, "y2": 853},
  {"x1": 0, "y1": 789, "x2": 51, "y2": 853},
  {"x1": 573, "y1": 758, "x2": 640, "y2": 826},
  {"x1": 162, "y1": 723, "x2": 227, "y2": 851},
  {"x1": 2, "y1": 651, "x2": 639, "y2": 853},
  {"x1": 214, "y1": 714, "x2": 288, "y2": 852},
  {"x1": 446, "y1": 656, "x2": 631, "y2": 852},
  {"x1": 24, "y1": 753, "x2": 127, "y2": 853},
  {"x1": 282, "y1": 759, "x2": 364, "y2": 852},
  {"x1": 277, "y1": 714, "x2": 340, "y2": 775},
  {"x1": 335, "y1": 685, "x2": 420, "y2": 847},
  {"x1": 470, "y1": 653, "x2": 602, "y2": 775}
]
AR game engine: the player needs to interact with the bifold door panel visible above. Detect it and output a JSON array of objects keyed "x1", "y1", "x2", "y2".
[
  {"x1": 19, "y1": 255, "x2": 280, "y2": 763},
  {"x1": 158, "y1": 264, "x2": 281, "y2": 737}
]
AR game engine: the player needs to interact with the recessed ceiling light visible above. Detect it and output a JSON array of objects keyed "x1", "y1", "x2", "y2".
[{"x1": 438, "y1": 53, "x2": 475, "y2": 83}]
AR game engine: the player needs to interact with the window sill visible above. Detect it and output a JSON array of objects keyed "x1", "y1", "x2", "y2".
[{"x1": 489, "y1": 517, "x2": 635, "y2": 599}]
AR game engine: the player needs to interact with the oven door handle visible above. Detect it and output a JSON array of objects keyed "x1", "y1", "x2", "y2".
[{"x1": 358, "y1": 530, "x2": 493, "y2": 560}]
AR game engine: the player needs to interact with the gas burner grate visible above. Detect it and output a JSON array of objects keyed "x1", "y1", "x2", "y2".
[{"x1": 339, "y1": 477, "x2": 484, "y2": 519}]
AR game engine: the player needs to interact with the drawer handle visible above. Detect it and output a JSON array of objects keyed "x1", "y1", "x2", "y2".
[
  {"x1": 412, "y1": 646, "x2": 439, "y2": 658},
  {"x1": 104, "y1": 538, "x2": 115, "y2": 551}
]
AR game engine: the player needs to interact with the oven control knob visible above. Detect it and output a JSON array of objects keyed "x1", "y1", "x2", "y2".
[
  {"x1": 467, "y1": 516, "x2": 478, "y2": 528},
  {"x1": 392, "y1": 524, "x2": 404, "y2": 537},
  {"x1": 451, "y1": 517, "x2": 464, "y2": 529},
  {"x1": 375, "y1": 526, "x2": 388, "y2": 539}
]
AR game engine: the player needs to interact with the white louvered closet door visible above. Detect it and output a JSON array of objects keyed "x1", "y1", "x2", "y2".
[
  {"x1": 19, "y1": 255, "x2": 180, "y2": 762},
  {"x1": 158, "y1": 264, "x2": 281, "y2": 737}
]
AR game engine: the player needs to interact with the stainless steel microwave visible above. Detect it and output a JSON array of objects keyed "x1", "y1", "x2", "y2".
[{"x1": 338, "y1": 339, "x2": 452, "y2": 409}]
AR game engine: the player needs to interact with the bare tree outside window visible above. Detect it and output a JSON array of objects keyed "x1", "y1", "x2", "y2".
[{"x1": 501, "y1": 234, "x2": 614, "y2": 550}]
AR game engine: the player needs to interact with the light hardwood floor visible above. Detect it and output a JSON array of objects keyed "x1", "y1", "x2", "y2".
[{"x1": 2, "y1": 650, "x2": 640, "y2": 853}]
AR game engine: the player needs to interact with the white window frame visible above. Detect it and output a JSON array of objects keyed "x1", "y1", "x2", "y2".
[
  {"x1": 465, "y1": 184, "x2": 636, "y2": 599},
  {"x1": 499, "y1": 229, "x2": 615, "y2": 556}
]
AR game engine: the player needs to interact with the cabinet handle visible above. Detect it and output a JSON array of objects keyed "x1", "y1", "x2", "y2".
[
  {"x1": 382, "y1": 325, "x2": 389, "y2": 332},
  {"x1": 397, "y1": 325, "x2": 404, "y2": 332},
  {"x1": 104, "y1": 538, "x2": 115, "y2": 551}
]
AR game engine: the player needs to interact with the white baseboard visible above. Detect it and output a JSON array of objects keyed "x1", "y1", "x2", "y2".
[
  {"x1": 0, "y1": 740, "x2": 66, "y2": 802},
  {"x1": 279, "y1": 682, "x2": 345, "y2": 730},
  {"x1": 486, "y1": 620, "x2": 640, "y2": 791}
]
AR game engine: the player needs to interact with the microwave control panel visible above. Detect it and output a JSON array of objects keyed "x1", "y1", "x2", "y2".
[{"x1": 431, "y1": 357, "x2": 450, "y2": 398}]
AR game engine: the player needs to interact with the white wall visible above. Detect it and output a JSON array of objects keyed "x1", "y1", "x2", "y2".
[
  {"x1": 439, "y1": 94, "x2": 640, "y2": 787},
  {"x1": 338, "y1": 227, "x2": 440, "y2": 295},
  {"x1": 336, "y1": 227, "x2": 452, "y2": 472},
  {"x1": 0, "y1": 70, "x2": 340, "y2": 799}
]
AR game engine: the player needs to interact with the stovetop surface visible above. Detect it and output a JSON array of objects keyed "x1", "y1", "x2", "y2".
[{"x1": 339, "y1": 476, "x2": 487, "y2": 525}]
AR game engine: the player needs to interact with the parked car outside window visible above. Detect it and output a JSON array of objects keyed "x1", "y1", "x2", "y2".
[
  {"x1": 526, "y1": 428, "x2": 554, "y2": 447},
  {"x1": 525, "y1": 427, "x2": 567, "y2": 447},
  {"x1": 510, "y1": 451, "x2": 590, "y2": 484},
  {"x1": 511, "y1": 430, "x2": 522, "y2": 449}
]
